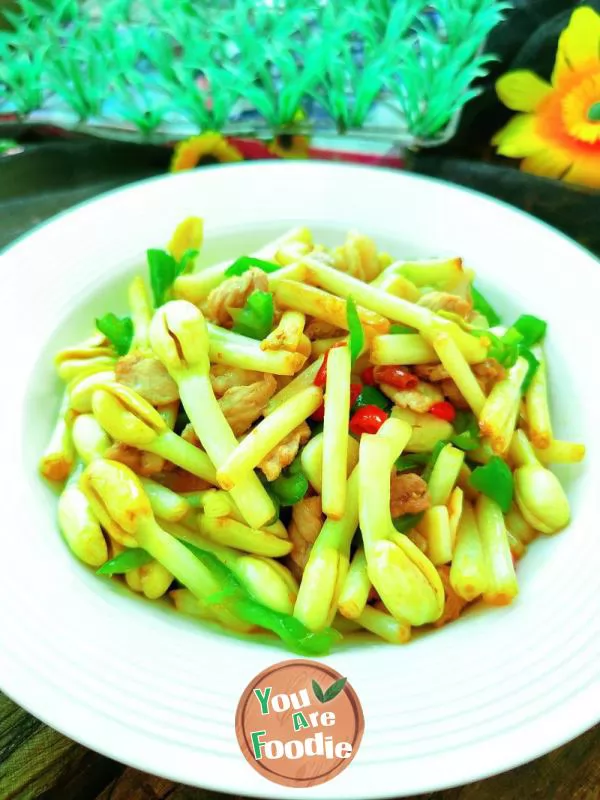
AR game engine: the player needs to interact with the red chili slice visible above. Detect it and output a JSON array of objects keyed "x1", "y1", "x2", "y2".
[
  {"x1": 349, "y1": 405, "x2": 389, "y2": 436},
  {"x1": 372, "y1": 365, "x2": 418, "y2": 390},
  {"x1": 429, "y1": 401, "x2": 456, "y2": 422}
]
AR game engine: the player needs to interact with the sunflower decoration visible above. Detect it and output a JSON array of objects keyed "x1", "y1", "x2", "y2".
[
  {"x1": 170, "y1": 133, "x2": 243, "y2": 172},
  {"x1": 492, "y1": 6, "x2": 600, "y2": 188},
  {"x1": 268, "y1": 110, "x2": 311, "y2": 159}
]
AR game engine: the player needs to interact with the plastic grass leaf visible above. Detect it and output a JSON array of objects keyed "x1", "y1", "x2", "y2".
[
  {"x1": 0, "y1": 0, "x2": 506, "y2": 141},
  {"x1": 96, "y1": 313, "x2": 134, "y2": 356},
  {"x1": 96, "y1": 548, "x2": 153, "y2": 575},
  {"x1": 231, "y1": 291, "x2": 275, "y2": 341},
  {"x1": 469, "y1": 456, "x2": 514, "y2": 513},
  {"x1": 180, "y1": 539, "x2": 339, "y2": 655}
]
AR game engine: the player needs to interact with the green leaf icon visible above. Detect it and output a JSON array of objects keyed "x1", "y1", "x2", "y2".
[
  {"x1": 312, "y1": 679, "x2": 325, "y2": 703},
  {"x1": 323, "y1": 677, "x2": 347, "y2": 703}
]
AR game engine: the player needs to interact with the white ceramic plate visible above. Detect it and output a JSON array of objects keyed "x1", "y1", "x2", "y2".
[{"x1": 1, "y1": 162, "x2": 599, "y2": 799}]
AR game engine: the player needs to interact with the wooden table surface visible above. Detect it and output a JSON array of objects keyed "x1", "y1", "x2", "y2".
[
  {"x1": 1, "y1": 145, "x2": 599, "y2": 800},
  {"x1": 1, "y1": 691, "x2": 599, "y2": 800}
]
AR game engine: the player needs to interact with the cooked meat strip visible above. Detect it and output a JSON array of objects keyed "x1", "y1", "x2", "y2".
[
  {"x1": 286, "y1": 496, "x2": 324, "y2": 581},
  {"x1": 259, "y1": 422, "x2": 311, "y2": 481},
  {"x1": 440, "y1": 379, "x2": 471, "y2": 410},
  {"x1": 104, "y1": 442, "x2": 166, "y2": 477},
  {"x1": 390, "y1": 472, "x2": 431, "y2": 517},
  {"x1": 115, "y1": 352, "x2": 179, "y2": 406},
  {"x1": 205, "y1": 267, "x2": 269, "y2": 327},
  {"x1": 160, "y1": 469, "x2": 212, "y2": 494},
  {"x1": 413, "y1": 363, "x2": 450, "y2": 382},
  {"x1": 380, "y1": 380, "x2": 443, "y2": 413},
  {"x1": 417, "y1": 291, "x2": 472, "y2": 319},
  {"x1": 209, "y1": 364, "x2": 263, "y2": 396},
  {"x1": 304, "y1": 318, "x2": 346, "y2": 340},
  {"x1": 218, "y1": 374, "x2": 277, "y2": 436}
]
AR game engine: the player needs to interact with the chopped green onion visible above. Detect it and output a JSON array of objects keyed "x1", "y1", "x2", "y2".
[
  {"x1": 96, "y1": 313, "x2": 134, "y2": 356},
  {"x1": 147, "y1": 247, "x2": 198, "y2": 306},
  {"x1": 519, "y1": 347, "x2": 540, "y2": 393},
  {"x1": 96, "y1": 548, "x2": 152, "y2": 575},
  {"x1": 346, "y1": 297, "x2": 365, "y2": 364},
  {"x1": 451, "y1": 410, "x2": 480, "y2": 451},
  {"x1": 471, "y1": 285, "x2": 501, "y2": 326},
  {"x1": 468, "y1": 456, "x2": 514, "y2": 513},
  {"x1": 395, "y1": 452, "x2": 430, "y2": 472},
  {"x1": 393, "y1": 511, "x2": 425, "y2": 533},
  {"x1": 230, "y1": 291, "x2": 274, "y2": 340},
  {"x1": 178, "y1": 248, "x2": 199, "y2": 275},
  {"x1": 471, "y1": 329, "x2": 519, "y2": 369},
  {"x1": 225, "y1": 256, "x2": 280, "y2": 277},
  {"x1": 422, "y1": 440, "x2": 447, "y2": 483},
  {"x1": 270, "y1": 456, "x2": 309, "y2": 506},
  {"x1": 512, "y1": 314, "x2": 547, "y2": 347},
  {"x1": 180, "y1": 540, "x2": 339, "y2": 655},
  {"x1": 389, "y1": 324, "x2": 415, "y2": 334},
  {"x1": 354, "y1": 385, "x2": 390, "y2": 411}
]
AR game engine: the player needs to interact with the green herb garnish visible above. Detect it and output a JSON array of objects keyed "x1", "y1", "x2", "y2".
[
  {"x1": 468, "y1": 456, "x2": 513, "y2": 513},
  {"x1": 180, "y1": 540, "x2": 339, "y2": 655},
  {"x1": 270, "y1": 456, "x2": 309, "y2": 507},
  {"x1": 512, "y1": 314, "x2": 547, "y2": 347},
  {"x1": 395, "y1": 452, "x2": 430, "y2": 472},
  {"x1": 519, "y1": 347, "x2": 540, "y2": 393},
  {"x1": 346, "y1": 297, "x2": 365, "y2": 364},
  {"x1": 389, "y1": 324, "x2": 415, "y2": 334},
  {"x1": 230, "y1": 291, "x2": 274, "y2": 340},
  {"x1": 393, "y1": 511, "x2": 425, "y2": 533},
  {"x1": 147, "y1": 247, "x2": 198, "y2": 307},
  {"x1": 421, "y1": 440, "x2": 447, "y2": 483},
  {"x1": 96, "y1": 313, "x2": 134, "y2": 356},
  {"x1": 471, "y1": 285, "x2": 501, "y2": 326},
  {"x1": 225, "y1": 256, "x2": 280, "y2": 277},
  {"x1": 96, "y1": 548, "x2": 153, "y2": 575},
  {"x1": 450, "y1": 410, "x2": 481, "y2": 451},
  {"x1": 354, "y1": 385, "x2": 390, "y2": 411}
]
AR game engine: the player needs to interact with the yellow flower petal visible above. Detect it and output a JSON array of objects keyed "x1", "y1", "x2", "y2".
[
  {"x1": 521, "y1": 149, "x2": 573, "y2": 180},
  {"x1": 168, "y1": 217, "x2": 204, "y2": 261},
  {"x1": 552, "y1": 7, "x2": 600, "y2": 85},
  {"x1": 170, "y1": 133, "x2": 243, "y2": 173},
  {"x1": 492, "y1": 114, "x2": 543, "y2": 158},
  {"x1": 563, "y1": 157, "x2": 600, "y2": 189},
  {"x1": 496, "y1": 71, "x2": 552, "y2": 112}
]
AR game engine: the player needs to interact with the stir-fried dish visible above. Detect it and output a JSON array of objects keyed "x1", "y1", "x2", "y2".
[{"x1": 40, "y1": 219, "x2": 586, "y2": 654}]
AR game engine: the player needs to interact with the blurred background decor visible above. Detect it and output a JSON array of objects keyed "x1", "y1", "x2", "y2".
[
  {"x1": 491, "y1": 6, "x2": 600, "y2": 188},
  {"x1": 0, "y1": 0, "x2": 508, "y2": 152}
]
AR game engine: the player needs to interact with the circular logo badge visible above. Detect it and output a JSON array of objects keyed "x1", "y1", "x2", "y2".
[{"x1": 235, "y1": 659, "x2": 364, "y2": 788}]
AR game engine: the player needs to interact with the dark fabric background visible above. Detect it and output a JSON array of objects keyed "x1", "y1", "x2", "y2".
[{"x1": 1, "y1": 0, "x2": 598, "y2": 255}]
